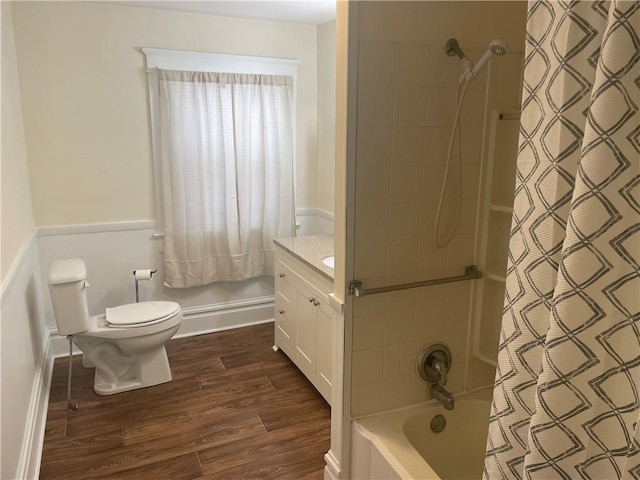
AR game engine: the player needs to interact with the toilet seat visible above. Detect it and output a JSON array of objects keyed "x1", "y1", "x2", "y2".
[{"x1": 106, "y1": 301, "x2": 181, "y2": 328}]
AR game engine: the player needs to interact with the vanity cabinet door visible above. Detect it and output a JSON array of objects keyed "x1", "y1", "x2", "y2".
[
  {"x1": 295, "y1": 285, "x2": 318, "y2": 378},
  {"x1": 315, "y1": 299, "x2": 333, "y2": 400},
  {"x1": 273, "y1": 247, "x2": 333, "y2": 405}
]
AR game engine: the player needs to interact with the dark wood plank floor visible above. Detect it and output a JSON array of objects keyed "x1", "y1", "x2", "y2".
[{"x1": 40, "y1": 323, "x2": 331, "y2": 480}]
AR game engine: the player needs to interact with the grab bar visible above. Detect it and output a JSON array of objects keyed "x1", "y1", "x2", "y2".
[{"x1": 349, "y1": 265, "x2": 483, "y2": 297}]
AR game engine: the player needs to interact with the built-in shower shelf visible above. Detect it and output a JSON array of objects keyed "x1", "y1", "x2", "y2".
[
  {"x1": 484, "y1": 272, "x2": 506, "y2": 283},
  {"x1": 473, "y1": 109, "x2": 519, "y2": 371},
  {"x1": 476, "y1": 352, "x2": 498, "y2": 368},
  {"x1": 489, "y1": 204, "x2": 513, "y2": 214}
]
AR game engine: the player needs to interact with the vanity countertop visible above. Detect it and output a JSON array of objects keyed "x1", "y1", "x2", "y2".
[{"x1": 273, "y1": 235, "x2": 334, "y2": 281}]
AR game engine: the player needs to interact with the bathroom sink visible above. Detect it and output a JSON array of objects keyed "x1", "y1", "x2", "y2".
[{"x1": 322, "y1": 256, "x2": 334, "y2": 269}]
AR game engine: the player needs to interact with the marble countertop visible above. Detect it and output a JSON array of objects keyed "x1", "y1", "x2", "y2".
[{"x1": 273, "y1": 235, "x2": 334, "y2": 281}]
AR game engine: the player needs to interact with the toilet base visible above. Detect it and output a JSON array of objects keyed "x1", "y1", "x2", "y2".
[{"x1": 91, "y1": 345, "x2": 173, "y2": 395}]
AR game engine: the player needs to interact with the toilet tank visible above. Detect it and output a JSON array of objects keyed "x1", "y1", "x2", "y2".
[{"x1": 48, "y1": 258, "x2": 91, "y2": 336}]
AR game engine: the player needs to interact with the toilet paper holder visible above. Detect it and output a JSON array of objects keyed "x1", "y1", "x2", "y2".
[{"x1": 133, "y1": 269, "x2": 157, "y2": 302}]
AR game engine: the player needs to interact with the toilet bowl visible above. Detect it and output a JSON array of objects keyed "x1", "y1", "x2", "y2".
[{"x1": 48, "y1": 259, "x2": 183, "y2": 395}]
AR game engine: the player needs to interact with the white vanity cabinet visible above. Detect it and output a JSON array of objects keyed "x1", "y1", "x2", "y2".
[{"x1": 274, "y1": 247, "x2": 333, "y2": 404}]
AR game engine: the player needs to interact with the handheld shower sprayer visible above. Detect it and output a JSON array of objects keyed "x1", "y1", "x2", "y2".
[
  {"x1": 470, "y1": 39, "x2": 509, "y2": 79},
  {"x1": 434, "y1": 38, "x2": 509, "y2": 248},
  {"x1": 456, "y1": 39, "x2": 509, "y2": 83}
]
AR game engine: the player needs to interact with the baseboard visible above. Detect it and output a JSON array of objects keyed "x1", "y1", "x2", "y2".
[
  {"x1": 324, "y1": 449, "x2": 341, "y2": 480},
  {"x1": 16, "y1": 334, "x2": 54, "y2": 480},
  {"x1": 175, "y1": 296, "x2": 275, "y2": 338},
  {"x1": 50, "y1": 296, "x2": 276, "y2": 357}
]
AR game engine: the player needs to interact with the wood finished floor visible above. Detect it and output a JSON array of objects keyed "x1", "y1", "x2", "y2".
[{"x1": 40, "y1": 323, "x2": 331, "y2": 480}]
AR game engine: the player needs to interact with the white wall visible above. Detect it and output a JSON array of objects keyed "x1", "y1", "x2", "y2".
[
  {"x1": 11, "y1": 1, "x2": 320, "y2": 226},
  {"x1": 1, "y1": 3, "x2": 35, "y2": 281},
  {"x1": 317, "y1": 20, "x2": 337, "y2": 219},
  {"x1": 9, "y1": 1, "x2": 336, "y2": 348},
  {"x1": 1, "y1": 3, "x2": 51, "y2": 478}
]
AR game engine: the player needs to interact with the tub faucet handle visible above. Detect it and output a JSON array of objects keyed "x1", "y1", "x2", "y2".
[{"x1": 428, "y1": 350, "x2": 448, "y2": 386}]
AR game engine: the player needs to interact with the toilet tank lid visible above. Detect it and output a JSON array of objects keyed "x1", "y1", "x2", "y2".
[{"x1": 48, "y1": 258, "x2": 87, "y2": 285}]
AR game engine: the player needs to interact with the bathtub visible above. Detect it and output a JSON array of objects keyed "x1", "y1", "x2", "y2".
[{"x1": 351, "y1": 388, "x2": 492, "y2": 479}]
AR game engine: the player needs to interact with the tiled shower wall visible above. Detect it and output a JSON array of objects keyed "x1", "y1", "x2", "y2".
[{"x1": 350, "y1": 1, "x2": 527, "y2": 417}]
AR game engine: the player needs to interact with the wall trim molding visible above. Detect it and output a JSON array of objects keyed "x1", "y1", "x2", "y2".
[
  {"x1": 50, "y1": 296, "x2": 276, "y2": 357},
  {"x1": 37, "y1": 220, "x2": 158, "y2": 237},
  {"x1": 296, "y1": 207, "x2": 334, "y2": 221},
  {"x1": 1, "y1": 229, "x2": 36, "y2": 303},
  {"x1": 16, "y1": 333, "x2": 54, "y2": 480},
  {"x1": 35, "y1": 213, "x2": 331, "y2": 238},
  {"x1": 324, "y1": 450, "x2": 341, "y2": 480}
]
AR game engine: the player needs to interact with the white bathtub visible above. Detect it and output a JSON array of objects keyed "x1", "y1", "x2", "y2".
[{"x1": 351, "y1": 389, "x2": 492, "y2": 480}]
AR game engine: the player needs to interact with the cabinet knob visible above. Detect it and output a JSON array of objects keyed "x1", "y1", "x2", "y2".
[
  {"x1": 279, "y1": 273, "x2": 285, "y2": 278},
  {"x1": 314, "y1": 300, "x2": 320, "y2": 307},
  {"x1": 279, "y1": 309, "x2": 285, "y2": 315},
  {"x1": 308, "y1": 297, "x2": 315, "y2": 303}
]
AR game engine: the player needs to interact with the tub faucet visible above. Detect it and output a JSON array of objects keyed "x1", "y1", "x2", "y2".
[
  {"x1": 416, "y1": 344, "x2": 455, "y2": 410},
  {"x1": 429, "y1": 383, "x2": 455, "y2": 410}
]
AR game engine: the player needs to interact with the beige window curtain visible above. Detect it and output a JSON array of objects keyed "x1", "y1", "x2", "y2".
[{"x1": 156, "y1": 69, "x2": 296, "y2": 287}]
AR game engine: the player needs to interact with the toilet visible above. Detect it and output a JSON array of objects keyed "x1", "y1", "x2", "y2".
[{"x1": 48, "y1": 258, "x2": 182, "y2": 395}]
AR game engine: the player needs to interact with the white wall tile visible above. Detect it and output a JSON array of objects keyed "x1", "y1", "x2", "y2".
[
  {"x1": 353, "y1": 347, "x2": 384, "y2": 385},
  {"x1": 358, "y1": 84, "x2": 394, "y2": 126},
  {"x1": 391, "y1": 127, "x2": 425, "y2": 166},
  {"x1": 353, "y1": 294, "x2": 386, "y2": 317},
  {"x1": 382, "y1": 374, "x2": 413, "y2": 410},
  {"x1": 356, "y1": 205, "x2": 389, "y2": 244},
  {"x1": 359, "y1": 40, "x2": 396, "y2": 85},
  {"x1": 441, "y1": 332, "x2": 468, "y2": 365},
  {"x1": 356, "y1": 167, "x2": 390, "y2": 206},
  {"x1": 394, "y1": 86, "x2": 427, "y2": 126},
  {"x1": 425, "y1": 87, "x2": 457, "y2": 127},
  {"x1": 386, "y1": 240, "x2": 418, "y2": 277},
  {"x1": 417, "y1": 235, "x2": 448, "y2": 274},
  {"x1": 388, "y1": 203, "x2": 419, "y2": 241},
  {"x1": 442, "y1": 282, "x2": 472, "y2": 335},
  {"x1": 353, "y1": 312, "x2": 385, "y2": 351},
  {"x1": 414, "y1": 307, "x2": 443, "y2": 339},
  {"x1": 395, "y1": 43, "x2": 428, "y2": 86},
  {"x1": 445, "y1": 233, "x2": 475, "y2": 270},
  {"x1": 461, "y1": 164, "x2": 481, "y2": 200},
  {"x1": 421, "y1": 165, "x2": 446, "y2": 203},
  {"x1": 460, "y1": 87, "x2": 487, "y2": 128},
  {"x1": 385, "y1": 287, "x2": 417, "y2": 312},
  {"x1": 461, "y1": 127, "x2": 483, "y2": 164},
  {"x1": 357, "y1": 126, "x2": 392, "y2": 169},
  {"x1": 354, "y1": 242, "x2": 388, "y2": 280},
  {"x1": 351, "y1": 381, "x2": 383, "y2": 417},
  {"x1": 383, "y1": 342, "x2": 414, "y2": 378},
  {"x1": 424, "y1": 127, "x2": 453, "y2": 165},
  {"x1": 390, "y1": 166, "x2": 422, "y2": 204},
  {"x1": 384, "y1": 307, "x2": 415, "y2": 345}
]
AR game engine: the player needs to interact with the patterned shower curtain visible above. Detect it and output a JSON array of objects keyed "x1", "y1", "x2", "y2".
[{"x1": 485, "y1": 1, "x2": 639, "y2": 478}]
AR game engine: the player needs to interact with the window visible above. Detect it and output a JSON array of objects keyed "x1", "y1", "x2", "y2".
[{"x1": 144, "y1": 49, "x2": 298, "y2": 287}]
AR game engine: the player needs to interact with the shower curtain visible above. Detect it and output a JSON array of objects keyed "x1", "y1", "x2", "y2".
[{"x1": 485, "y1": 1, "x2": 639, "y2": 478}]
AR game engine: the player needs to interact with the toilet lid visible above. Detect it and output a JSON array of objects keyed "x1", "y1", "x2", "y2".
[{"x1": 106, "y1": 301, "x2": 181, "y2": 327}]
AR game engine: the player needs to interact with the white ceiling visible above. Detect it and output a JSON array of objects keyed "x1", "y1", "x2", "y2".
[{"x1": 106, "y1": 1, "x2": 336, "y2": 25}]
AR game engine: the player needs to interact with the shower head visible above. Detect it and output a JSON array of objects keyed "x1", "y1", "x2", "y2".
[
  {"x1": 469, "y1": 39, "x2": 509, "y2": 79},
  {"x1": 489, "y1": 39, "x2": 509, "y2": 56}
]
